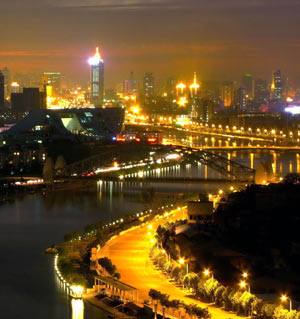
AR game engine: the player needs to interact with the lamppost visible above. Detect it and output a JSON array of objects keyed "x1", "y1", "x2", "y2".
[
  {"x1": 239, "y1": 280, "x2": 250, "y2": 293},
  {"x1": 281, "y1": 295, "x2": 292, "y2": 312},
  {"x1": 179, "y1": 258, "x2": 188, "y2": 274},
  {"x1": 203, "y1": 269, "x2": 214, "y2": 281},
  {"x1": 203, "y1": 269, "x2": 214, "y2": 302}
]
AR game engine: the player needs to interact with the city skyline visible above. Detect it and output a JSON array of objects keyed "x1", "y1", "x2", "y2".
[{"x1": 1, "y1": 0, "x2": 300, "y2": 87}]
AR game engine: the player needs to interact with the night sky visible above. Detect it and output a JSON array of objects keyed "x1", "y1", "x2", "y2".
[{"x1": 1, "y1": 0, "x2": 300, "y2": 87}]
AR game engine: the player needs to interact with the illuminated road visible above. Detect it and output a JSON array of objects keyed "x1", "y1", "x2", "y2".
[{"x1": 99, "y1": 209, "x2": 242, "y2": 319}]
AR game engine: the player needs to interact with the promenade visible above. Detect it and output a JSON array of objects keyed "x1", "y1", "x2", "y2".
[{"x1": 99, "y1": 209, "x2": 242, "y2": 319}]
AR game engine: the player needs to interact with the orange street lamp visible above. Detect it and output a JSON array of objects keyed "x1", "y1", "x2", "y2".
[
  {"x1": 179, "y1": 258, "x2": 189, "y2": 274},
  {"x1": 203, "y1": 269, "x2": 214, "y2": 280},
  {"x1": 281, "y1": 295, "x2": 292, "y2": 312},
  {"x1": 240, "y1": 280, "x2": 250, "y2": 293},
  {"x1": 242, "y1": 272, "x2": 248, "y2": 279}
]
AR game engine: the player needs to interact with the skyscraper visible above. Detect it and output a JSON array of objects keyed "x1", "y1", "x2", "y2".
[
  {"x1": 42, "y1": 72, "x2": 61, "y2": 96},
  {"x1": 0, "y1": 71, "x2": 4, "y2": 109},
  {"x1": 254, "y1": 78, "x2": 269, "y2": 105},
  {"x1": 123, "y1": 72, "x2": 138, "y2": 95},
  {"x1": 143, "y1": 73, "x2": 154, "y2": 98},
  {"x1": 234, "y1": 87, "x2": 247, "y2": 111},
  {"x1": 271, "y1": 70, "x2": 283, "y2": 101},
  {"x1": 242, "y1": 74, "x2": 254, "y2": 99},
  {"x1": 221, "y1": 81, "x2": 234, "y2": 107},
  {"x1": 2, "y1": 67, "x2": 11, "y2": 99},
  {"x1": 88, "y1": 47, "x2": 104, "y2": 105}
]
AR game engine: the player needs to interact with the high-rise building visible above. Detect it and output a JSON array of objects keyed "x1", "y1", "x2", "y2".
[
  {"x1": 0, "y1": 71, "x2": 4, "y2": 109},
  {"x1": 271, "y1": 70, "x2": 283, "y2": 101},
  {"x1": 198, "y1": 100, "x2": 214, "y2": 122},
  {"x1": 88, "y1": 47, "x2": 104, "y2": 105},
  {"x1": 143, "y1": 72, "x2": 154, "y2": 98},
  {"x1": 123, "y1": 72, "x2": 138, "y2": 95},
  {"x1": 242, "y1": 74, "x2": 254, "y2": 99},
  {"x1": 234, "y1": 87, "x2": 247, "y2": 111},
  {"x1": 165, "y1": 77, "x2": 176, "y2": 97},
  {"x1": 221, "y1": 81, "x2": 234, "y2": 107},
  {"x1": 42, "y1": 72, "x2": 61, "y2": 96},
  {"x1": 254, "y1": 78, "x2": 269, "y2": 105},
  {"x1": 2, "y1": 67, "x2": 11, "y2": 99}
]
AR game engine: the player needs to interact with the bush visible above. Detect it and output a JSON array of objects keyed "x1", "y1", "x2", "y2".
[{"x1": 64, "y1": 230, "x2": 82, "y2": 242}]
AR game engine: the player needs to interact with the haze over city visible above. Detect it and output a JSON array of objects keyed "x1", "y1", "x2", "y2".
[
  {"x1": 2, "y1": 1, "x2": 300, "y2": 319},
  {"x1": 2, "y1": 0, "x2": 300, "y2": 86}
]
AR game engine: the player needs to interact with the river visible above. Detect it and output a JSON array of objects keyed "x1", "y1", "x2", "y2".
[{"x1": 0, "y1": 150, "x2": 299, "y2": 318}]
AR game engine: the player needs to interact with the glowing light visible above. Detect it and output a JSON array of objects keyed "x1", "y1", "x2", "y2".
[
  {"x1": 165, "y1": 153, "x2": 181, "y2": 160},
  {"x1": 285, "y1": 106, "x2": 300, "y2": 115},
  {"x1": 203, "y1": 269, "x2": 210, "y2": 277},
  {"x1": 88, "y1": 47, "x2": 103, "y2": 66},
  {"x1": 239, "y1": 281, "x2": 246, "y2": 288},
  {"x1": 70, "y1": 285, "x2": 84, "y2": 298},
  {"x1": 72, "y1": 299, "x2": 84, "y2": 319},
  {"x1": 176, "y1": 82, "x2": 186, "y2": 94},
  {"x1": 178, "y1": 96, "x2": 188, "y2": 107},
  {"x1": 242, "y1": 272, "x2": 248, "y2": 278},
  {"x1": 138, "y1": 171, "x2": 144, "y2": 178},
  {"x1": 179, "y1": 258, "x2": 185, "y2": 264},
  {"x1": 190, "y1": 72, "x2": 200, "y2": 94}
]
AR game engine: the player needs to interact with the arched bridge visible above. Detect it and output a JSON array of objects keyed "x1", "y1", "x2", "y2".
[{"x1": 60, "y1": 145, "x2": 255, "y2": 182}]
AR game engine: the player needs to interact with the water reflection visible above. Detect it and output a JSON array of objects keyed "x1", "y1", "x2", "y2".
[{"x1": 72, "y1": 299, "x2": 84, "y2": 319}]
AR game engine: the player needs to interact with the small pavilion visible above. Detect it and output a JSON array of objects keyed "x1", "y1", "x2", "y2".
[{"x1": 94, "y1": 275, "x2": 138, "y2": 302}]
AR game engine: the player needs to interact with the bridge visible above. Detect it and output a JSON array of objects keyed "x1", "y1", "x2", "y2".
[{"x1": 60, "y1": 145, "x2": 255, "y2": 182}]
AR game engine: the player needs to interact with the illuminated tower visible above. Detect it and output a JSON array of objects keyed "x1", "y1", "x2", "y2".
[
  {"x1": 271, "y1": 70, "x2": 283, "y2": 101},
  {"x1": 176, "y1": 82, "x2": 186, "y2": 96},
  {"x1": 88, "y1": 47, "x2": 104, "y2": 105},
  {"x1": 190, "y1": 72, "x2": 200, "y2": 96}
]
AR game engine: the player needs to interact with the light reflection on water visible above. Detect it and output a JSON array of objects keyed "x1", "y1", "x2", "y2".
[
  {"x1": 0, "y1": 150, "x2": 299, "y2": 319},
  {"x1": 72, "y1": 299, "x2": 84, "y2": 319}
]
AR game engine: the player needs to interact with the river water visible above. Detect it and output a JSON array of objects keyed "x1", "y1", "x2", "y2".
[{"x1": 0, "y1": 150, "x2": 299, "y2": 319}]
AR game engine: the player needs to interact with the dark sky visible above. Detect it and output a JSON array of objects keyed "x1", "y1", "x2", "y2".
[{"x1": 1, "y1": 0, "x2": 300, "y2": 87}]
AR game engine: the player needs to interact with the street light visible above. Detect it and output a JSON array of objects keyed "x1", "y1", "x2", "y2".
[
  {"x1": 281, "y1": 295, "x2": 292, "y2": 312},
  {"x1": 203, "y1": 269, "x2": 214, "y2": 281},
  {"x1": 239, "y1": 280, "x2": 250, "y2": 293},
  {"x1": 179, "y1": 258, "x2": 189, "y2": 274},
  {"x1": 242, "y1": 272, "x2": 248, "y2": 279}
]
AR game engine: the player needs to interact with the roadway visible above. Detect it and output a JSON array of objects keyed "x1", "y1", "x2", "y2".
[{"x1": 99, "y1": 208, "x2": 242, "y2": 319}]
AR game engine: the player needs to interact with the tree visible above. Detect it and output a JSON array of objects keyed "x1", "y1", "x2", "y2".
[
  {"x1": 64, "y1": 230, "x2": 82, "y2": 242},
  {"x1": 54, "y1": 155, "x2": 67, "y2": 176},
  {"x1": 98, "y1": 257, "x2": 117, "y2": 276},
  {"x1": 183, "y1": 273, "x2": 199, "y2": 292},
  {"x1": 252, "y1": 298, "x2": 264, "y2": 317},
  {"x1": 283, "y1": 173, "x2": 300, "y2": 184},
  {"x1": 222, "y1": 286, "x2": 233, "y2": 311},
  {"x1": 149, "y1": 289, "x2": 160, "y2": 304},
  {"x1": 203, "y1": 278, "x2": 219, "y2": 302},
  {"x1": 171, "y1": 266, "x2": 181, "y2": 282},
  {"x1": 43, "y1": 157, "x2": 54, "y2": 183},
  {"x1": 214, "y1": 285, "x2": 225, "y2": 307},
  {"x1": 262, "y1": 303, "x2": 277, "y2": 319}
]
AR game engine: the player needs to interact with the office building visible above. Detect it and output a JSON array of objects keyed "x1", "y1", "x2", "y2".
[
  {"x1": 234, "y1": 87, "x2": 247, "y2": 111},
  {"x1": 254, "y1": 78, "x2": 269, "y2": 105},
  {"x1": 242, "y1": 74, "x2": 254, "y2": 99},
  {"x1": 88, "y1": 47, "x2": 104, "y2": 105},
  {"x1": 143, "y1": 72, "x2": 154, "y2": 98},
  {"x1": 0, "y1": 71, "x2": 4, "y2": 109},
  {"x1": 221, "y1": 81, "x2": 234, "y2": 107},
  {"x1": 271, "y1": 70, "x2": 283, "y2": 101},
  {"x1": 123, "y1": 72, "x2": 138, "y2": 95},
  {"x1": 42, "y1": 72, "x2": 61, "y2": 96},
  {"x1": 198, "y1": 99, "x2": 214, "y2": 122}
]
